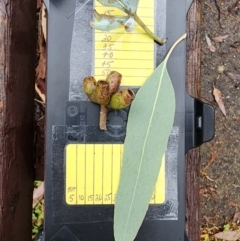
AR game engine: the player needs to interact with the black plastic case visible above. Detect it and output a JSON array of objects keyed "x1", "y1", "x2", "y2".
[{"x1": 43, "y1": 1, "x2": 214, "y2": 240}]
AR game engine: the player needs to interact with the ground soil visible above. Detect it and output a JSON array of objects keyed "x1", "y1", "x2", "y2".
[{"x1": 200, "y1": 0, "x2": 240, "y2": 238}]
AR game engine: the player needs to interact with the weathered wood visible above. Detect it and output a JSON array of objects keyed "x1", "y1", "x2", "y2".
[
  {"x1": 0, "y1": 1, "x2": 36, "y2": 241},
  {"x1": 185, "y1": 1, "x2": 201, "y2": 241}
]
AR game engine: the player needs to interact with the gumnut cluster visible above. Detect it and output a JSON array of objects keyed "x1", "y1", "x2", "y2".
[{"x1": 83, "y1": 71, "x2": 135, "y2": 130}]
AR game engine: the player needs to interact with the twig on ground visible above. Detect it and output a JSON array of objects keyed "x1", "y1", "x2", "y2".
[
  {"x1": 200, "y1": 96, "x2": 218, "y2": 106},
  {"x1": 228, "y1": 0, "x2": 240, "y2": 16},
  {"x1": 34, "y1": 99, "x2": 45, "y2": 106},
  {"x1": 204, "y1": 2, "x2": 217, "y2": 15},
  {"x1": 201, "y1": 136, "x2": 226, "y2": 174},
  {"x1": 35, "y1": 83, "x2": 46, "y2": 103},
  {"x1": 213, "y1": 0, "x2": 221, "y2": 20},
  {"x1": 204, "y1": 2, "x2": 240, "y2": 23}
]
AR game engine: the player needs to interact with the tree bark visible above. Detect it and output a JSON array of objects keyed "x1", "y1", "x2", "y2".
[
  {"x1": 0, "y1": 1, "x2": 36, "y2": 241},
  {"x1": 185, "y1": 1, "x2": 201, "y2": 241}
]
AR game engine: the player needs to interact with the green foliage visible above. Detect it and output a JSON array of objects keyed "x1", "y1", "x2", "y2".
[
  {"x1": 118, "y1": 0, "x2": 140, "y2": 13},
  {"x1": 91, "y1": 0, "x2": 139, "y2": 31},
  {"x1": 32, "y1": 181, "x2": 44, "y2": 241},
  {"x1": 90, "y1": 0, "x2": 165, "y2": 44},
  {"x1": 223, "y1": 224, "x2": 231, "y2": 231},
  {"x1": 114, "y1": 34, "x2": 186, "y2": 241},
  {"x1": 97, "y1": 0, "x2": 126, "y2": 12}
]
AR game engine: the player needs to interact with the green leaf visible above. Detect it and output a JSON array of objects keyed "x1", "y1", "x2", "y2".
[
  {"x1": 90, "y1": 10, "x2": 128, "y2": 31},
  {"x1": 118, "y1": 0, "x2": 140, "y2": 14},
  {"x1": 90, "y1": 18, "x2": 121, "y2": 31},
  {"x1": 114, "y1": 33, "x2": 187, "y2": 241},
  {"x1": 97, "y1": 0, "x2": 127, "y2": 13}
]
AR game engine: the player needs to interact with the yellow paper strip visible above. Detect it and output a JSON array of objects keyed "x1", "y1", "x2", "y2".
[
  {"x1": 94, "y1": 0, "x2": 155, "y2": 86},
  {"x1": 66, "y1": 144, "x2": 165, "y2": 205}
]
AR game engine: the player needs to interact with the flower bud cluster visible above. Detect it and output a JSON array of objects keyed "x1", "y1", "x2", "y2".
[{"x1": 83, "y1": 71, "x2": 135, "y2": 130}]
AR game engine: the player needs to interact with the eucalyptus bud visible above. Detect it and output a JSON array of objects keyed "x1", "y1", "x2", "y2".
[
  {"x1": 106, "y1": 71, "x2": 122, "y2": 95},
  {"x1": 124, "y1": 17, "x2": 135, "y2": 32},
  {"x1": 83, "y1": 76, "x2": 97, "y2": 101},
  {"x1": 108, "y1": 89, "x2": 135, "y2": 109},
  {"x1": 94, "y1": 80, "x2": 110, "y2": 105},
  {"x1": 83, "y1": 73, "x2": 135, "y2": 130}
]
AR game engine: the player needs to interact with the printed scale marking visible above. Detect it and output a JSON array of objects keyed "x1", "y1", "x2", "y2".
[{"x1": 66, "y1": 144, "x2": 165, "y2": 205}]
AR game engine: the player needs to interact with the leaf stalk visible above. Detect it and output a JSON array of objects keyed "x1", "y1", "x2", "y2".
[{"x1": 133, "y1": 13, "x2": 166, "y2": 45}]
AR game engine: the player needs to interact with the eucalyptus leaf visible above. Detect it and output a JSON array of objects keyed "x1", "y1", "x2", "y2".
[
  {"x1": 118, "y1": 0, "x2": 140, "y2": 14},
  {"x1": 97, "y1": 0, "x2": 127, "y2": 13},
  {"x1": 90, "y1": 10, "x2": 128, "y2": 31},
  {"x1": 93, "y1": 9, "x2": 128, "y2": 23},
  {"x1": 114, "y1": 33, "x2": 187, "y2": 241},
  {"x1": 90, "y1": 19, "x2": 121, "y2": 31}
]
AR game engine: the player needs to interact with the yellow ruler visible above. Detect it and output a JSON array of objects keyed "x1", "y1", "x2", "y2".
[
  {"x1": 94, "y1": 0, "x2": 154, "y2": 86},
  {"x1": 66, "y1": 0, "x2": 166, "y2": 205},
  {"x1": 66, "y1": 144, "x2": 165, "y2": 205}
]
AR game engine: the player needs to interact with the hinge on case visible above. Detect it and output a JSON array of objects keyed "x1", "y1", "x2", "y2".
[{"x1": 185, "y1": 94, "x2": 215, "y2": 152}]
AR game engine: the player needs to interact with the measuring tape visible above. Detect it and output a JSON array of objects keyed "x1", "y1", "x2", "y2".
[{"x1": 65, "y1": 0, "x2": 165, "y2": 206}]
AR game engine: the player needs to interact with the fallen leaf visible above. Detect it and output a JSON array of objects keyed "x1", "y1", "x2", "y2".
[
  {"x1": 33, "y1": 182, "x2": 44, "y2": 208},
  {"x1": 199, "y1": 188, "x2": 208, "y2": 195},
  {"x1": 37, "y1": 0, "x2": 42, "y2": 8},
  {"x1": 199, "y1": 187, "x2": 217, "y2": 198},
  {"x1": 211, "y1": 35, "x2": 228, "y2": 43},
  {"x1": 233, "y1": 212, "x2": 240, "y2": 222},
  {"x1": 42, "y1": 5, "x2": 47, "y2": 41},
  {"x1": 206, "y1": 34, "x2": 216, "y2": 52},
  {"x1": 214, "y1": 230, "x2": 240, "y2": 241},
  {"x1": 35, "y1": 82, "x2": 46, "y2": 103},
  {"x1": 213, "y1": 84, "x2": 226, "y2": 116},
  {"x1": 36, "y1": 5, "x2": 46, "y2": 80},
  {"x1": 36, "y1": 78, "x2": 46, "y2": 96},
  {"x1": 35, "y1": 42, "x2": 46, "y2": 79},
  {"x1": 229, "y1": 200, "x2": 239, "y2": 208},
  {"x1": 224, "y1": 71, "x2": 240, "y2": 86}
]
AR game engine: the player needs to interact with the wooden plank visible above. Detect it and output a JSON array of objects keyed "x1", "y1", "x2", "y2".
[
  {"x1": 185, "y1": 1, "x2": 201, "y2": 241},
  {"x1": 0, "y1": 1, "x2": 36, "y2": 240}
]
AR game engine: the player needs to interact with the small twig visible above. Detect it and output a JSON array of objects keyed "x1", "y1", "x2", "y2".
[
  {"x1": 202, "y1": 136, "x2": 226, "y2": 173},
  {"x1": 35, "y1": 83, "x2": 46, "y2": 103},
  {"x1": 221, "y1": 10, "x2": 240, "y2": 23},
  {"x1": 228, "y1": 0, "x2": 240, "y2": 16},
  {"x1": 204, "y1": 2, "x2": 217, "y2": 15},
  {"x1": 34, "y1": 98, "x2": 45, "y2": 106},
  {"x1": 201, "y1": 172, "x2": 216, "y2": 182},
  {"x1": 200, "y1": 96, "x2": 217, "y2": 106},
  {"x1": 37, "y1": 115, "x2": 45, "y2": 122},
  {"x1": 213, "y1": 0, "x2": 221, "y2": 20},
  {"x1": 205, "y1": 2, "x2": 240, "y2": 24},
  {"x1": 99, "y1": 105, "x2": 108, "y2": 130},
  {"x1": 202, "y1": 153, "x2": 217, "y2": 173},
  {"x1": 213, "y1": 74, "x2": 220, "y2": 85},
  {"x1": 133, "y1": 13, "x2": 165, "y2": 45},
  {"x1": 33, "y1": 182, "x2": 44, "y2": 208}
]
